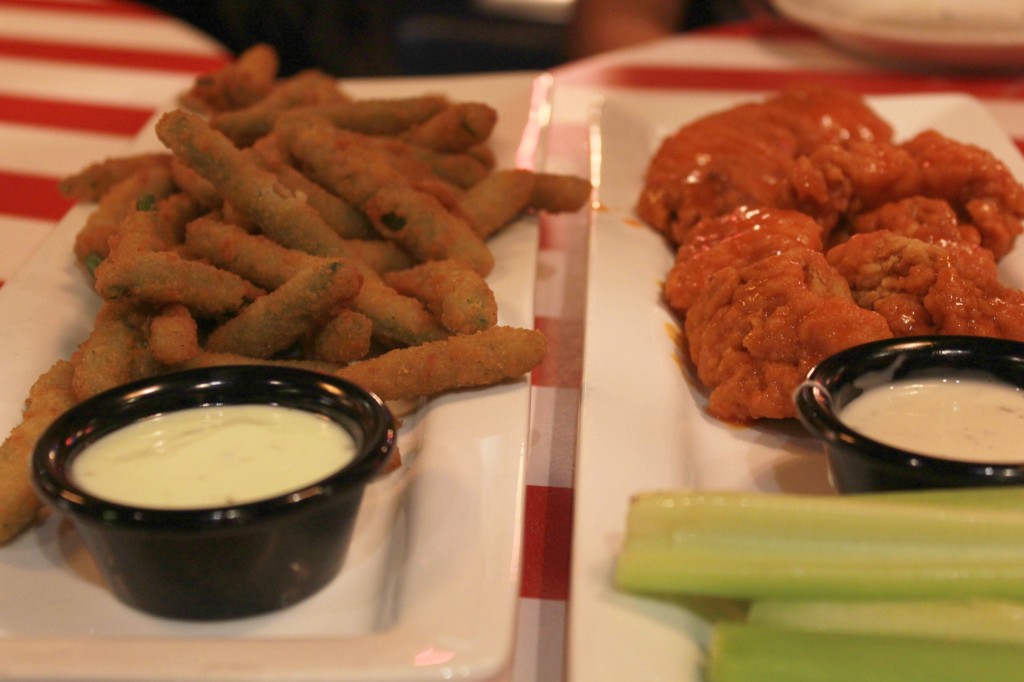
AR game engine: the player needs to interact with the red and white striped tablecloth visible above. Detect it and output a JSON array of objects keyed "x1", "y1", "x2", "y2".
[{"x1": 3, "y1": 2, "x2": 1024, "y2": 680}]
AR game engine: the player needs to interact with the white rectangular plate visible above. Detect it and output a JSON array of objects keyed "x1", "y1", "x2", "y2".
[
  {"x1": 0, "y1": 71, "x2": 545, "y2": 682},
  {"x1": 569, "y1": 90, "x2": 1024, "y2": 681}
]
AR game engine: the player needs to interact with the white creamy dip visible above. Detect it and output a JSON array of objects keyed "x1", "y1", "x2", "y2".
[
  {"x1": 71, "y1": 404, "x2": 356, "y2": 509},
  {"x1": 839, "y1": 376, "x2": 1024, "y2": 463}
]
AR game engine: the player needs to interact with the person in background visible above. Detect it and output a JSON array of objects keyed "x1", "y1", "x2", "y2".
[{"x1": 566, "y1": 0, "x2": 753, "y2": 59}]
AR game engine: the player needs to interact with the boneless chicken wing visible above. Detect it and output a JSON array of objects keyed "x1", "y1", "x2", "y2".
[
  {"x1": 849, "y1": 196, "x2": 982, "y2": 249},
  {"x1": 665, "y1": 207, "x2": 824, "y2": 312},
  {"x1": 638, "y1": 84, "x2": 892, "y2": 245},
  {"x1": 684, "y1": 247, "x2": 892, "y2": 421},
  {"x1": 789, "y1": 130, "x2": 1024, "y2": 258},
  {"x1": 901, "y1": 130, "x2": 1024, "y2": 260},
  {"x1": 827, "y1": 230, "x2": 1024, "y2": 339}
]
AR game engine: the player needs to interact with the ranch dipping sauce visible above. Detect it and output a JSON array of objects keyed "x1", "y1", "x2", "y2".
[
  {"x1": 839, "y1": 375, "x2": 1024, "y2": 463},
  {"x1": 71, "y1": 404, "x2": 357, "y2": 509}
]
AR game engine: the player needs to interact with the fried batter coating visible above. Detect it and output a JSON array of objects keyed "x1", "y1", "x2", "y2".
[
  {"x1": 637, "y1": 102, "x2": 798, "y2": 245},
  {"x1": 335, "y1": 326, "x2": 546, "y2": 402},
  {"x1": 0, "y1": 360, "x2": 77, "y2": 544},
  {"x1": 684, "y1": 247, "x2": 892, "y2": 421},
  {"x1": 901, "y1": 130, "x2": 1024, "y2": 260},
  {"x1": 827, "y1": 230, "x2": 1024, "y2": 339},
  {"x1": 180, "y1": 42, "x2": 278, "y2": 114},
  {"x1": 185, "y1": 216, "x2": 447, "y2": 346},
  {"x1": 211, "y1": 68, "x2": 347, "y2": 146},
  {"x1": 147, "y1": 303, "x2": 200, "y2": 365},
  {"x1": 304, "y1": 309, "x2": 373, "y2": 364},
  {"x1": 402, "y1": 102, "x2": 498, "y2": 153},
  {"x1": 59, "y1": 152, "x2": 171, "y2": 203},
  {"x1": 790, "y1": 130, "x2": 1024, "y2": 258},
  {"x1": 665, "y1": 207, "x2": 824, "y2": 313},
  {"x1": 70, "y1": 301, "x2": 159, "y2": 401},
  {"x1": 787, "y1": 139, "x2": 922, "y2": 235},
  {"x1": 849, "y1": 196, "x2": 982, "y2": 248},
  {"x1": 383, "y1": 259, "x2": 498, "y2": 334},
  {"x1": 72, "y1": 163, "x2": 175, "y2": 265},
  {"x1": 638, "y1": 84, "x2": 892, "y2": 245},
  {"x1": 205, "y1": 259, "x2": 362, "y2": 358}
]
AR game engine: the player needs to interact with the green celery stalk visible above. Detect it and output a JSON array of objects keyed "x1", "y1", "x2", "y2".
[
  {"x1": 708, "y1": 623, "x2": 1024, "y2": 682},
  {"x1": 747, "y1": 599, "x2": 1024, "y2": 644},
  {"x1": 870, "y1": 486, "x2": 1024, "y2": 511},
  {"x1": 614, "y1": 490, "x2": 1024, "y2": 600}
]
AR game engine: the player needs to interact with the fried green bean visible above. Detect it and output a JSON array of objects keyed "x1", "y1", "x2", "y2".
[
  {"x1": 335, "y1": 325, "x2": 546, "y2": 401},
  {"x1": 457, "y1": 168, "x2": 535, "y2": 239},
  {"x1": 156, "y1": 109, "x2": 351, "y2": 257},
  {"x1": 94, "y1": 248, "x2": 264, "y2": 318},
  {"x1": 180, "y1": 42, "x2": 279, "y2": 113},
  {"x1": 147, "y1": 303, "x2": 200, "y2": 365},
  {"x1": 73, "y1": 163, "x2": 175, "y2": 264},
  {"x1": 185, "y1": 215, "x2": 319, "y2": 289},
  {"x1": 365, "y1": 185, "x2": 493, "y2": 275},
  {"x1": 383, "y1": 259, "x2": 497, "y2": 334},
  {"x1": 403, "y1": 102, "x2": 498, "y2": 153},
  {"x1": 175, "y1": 350, "x2": 340, "y2": 374},
  {"x1": 281, "y1": 114, "x2": 492, "y2": 273},
  {"x1": 70, "y1": 301, "x2": 158, "y2": 401},
  {"x1": 0, "y1": 360, "x2": 78, "y2": 544},
  {"x1": 169, "y1": 155, "x2": 221, "y2": 209},
  {"x1": 183, "y1": 217, "x2": 446, "y2": 346},
  {"x1": 210, "y1": 68, "x2": 346, "y2": 145},
  {"x1": 59, "y1": 152, "x2": 171, "y2": 202},
  {"x1": 205, "y1": 259, "x2": 362, "y2": 358},
  {"x1": 530, "y1": 172, "x2": 593, "y2": 213},
  {"x1": 305, "y1": 308, "x2": 373, "y2": 364},
  {"x1": 296, "y1": 94, "x2": 448, "y2": 135}
]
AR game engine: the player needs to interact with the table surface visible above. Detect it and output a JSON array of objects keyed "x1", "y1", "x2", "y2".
[{"x1": 2, "y1": 1, "x2": 1024, "y2": 681}]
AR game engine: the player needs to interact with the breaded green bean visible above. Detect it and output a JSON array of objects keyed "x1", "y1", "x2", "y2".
[
  {"x1": 147, "y1": 303, "x2": 200, "y2": 365},
  {"x1": 365, "y1": 185, "x2": 493, "y2": 275},
  {"x1": 296, "y1": 94, "x2": 448, "y2": 135},
  {"x1": 185, "y1": 215, "x2": 319, "y2": 289},
  {"x1": 0, "y1": 360, "x2": 78, "y2": 544},
  {"x1": 275, "y1": 164, "x2": 377, "y2": 240},
  {"x1": 530, "y1": 172, "x2": 593, "y2": 213},
  {"x1": 457, "y1": 168, "x2": 535, "y2": 239},
  {"x1": 94, "y1": 248, "x2": 264, "y2": 318},
  {"x1": 410, "y1": 146, "x2": 490, "y2": 188},
  {"x1": 156, "y1": 109, "x2": 351, "y2": 257},
  {"x1": 246, "y1": 134, "x2": 377, "y2": 240},
  {"x1": 59, "y1": 152, "x2": 171, "y2": 202},
  {"x1": 175, "y1": 350, "x2": 340, "y2": 375},
  {"x1": 403, "y1": 102, "x2": 498, "y2": 153},
  {"x1": 70, "y1": 301, "x2": 158, "y2": 401},
  {"x1": 281, "y1": 114, "x2": 493, "y2": 274},
  {"x1": 339, "y1": 238, "x2": 414, "y2": 273},
  {"x1": 169, "y1": 155, "x2": 221, "y2": 209},
  {"x1": 305, "y1": 308, "x2": 373, "y2": 364},
  {"x1": 180, "y1": 42, "x2": 279, "y2": 114},
  {"x1": 383, "y1": 259, "x2": 497, "y2": 334},
  {"x1": 73, "y1": 163, "x2": 175, "y2": 264},
  {"x1": 205, "y1": 259, "x2": 362, "y2": 358},
  {"x1": 183, "y1": 217, "x2": 447, "y2": 346},
  {"x1": 335, "y1": 326, "x2": 546, "y2": 401},
  {"x1": 211, "y1": 69, "x2": 347, "y2": 145}
]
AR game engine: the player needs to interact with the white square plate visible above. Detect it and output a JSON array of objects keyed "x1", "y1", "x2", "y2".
[
  {"x1": 0, "y1": 71, "x2": 545, "y2": 682},
  {"x1": 569, "y1": 90, "x2": 1024, "y2": 681}
]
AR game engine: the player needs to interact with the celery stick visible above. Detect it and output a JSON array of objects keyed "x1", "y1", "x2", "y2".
[
  {"x1": 615, "y1": 491, "x2": 1024, "y2": 600},
  {"x1": 748, "y1": 599, "x2": 1024, "y2": 644},
  {"x1": 872, "y1": 486, "x2": 1024, "y2": 511},
  {"x1": 708, "y1": 623, "x2": 1024, "y2": 682}
]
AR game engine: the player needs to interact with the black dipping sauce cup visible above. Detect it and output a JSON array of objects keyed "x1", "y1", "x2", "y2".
[
  {"x1": 31, "y1": 365, "x2": 396, "y2": 620},
  {"x1": 794, "y1": 336, "x2": 1024, "y2": 493}
]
